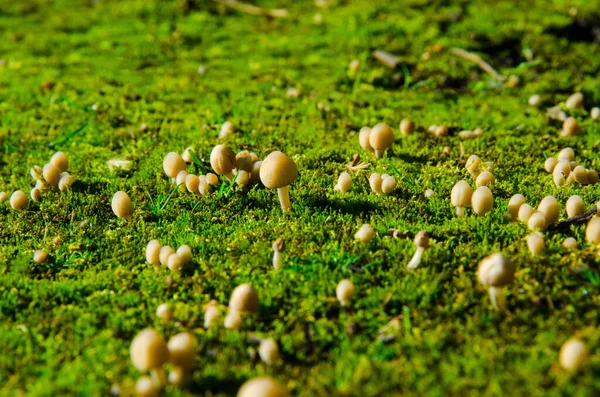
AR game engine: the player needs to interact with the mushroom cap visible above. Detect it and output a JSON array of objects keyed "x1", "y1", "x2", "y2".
[
  {"x1": 259, "y1": 151, "x2": 298, "y2": 189},
  {"x1": 477, "y1": 253, "x2": 516, "y2": 287},
  {"x1": 43, "y1": 163, "x2": 61, "y2": 188},
  {"x1": 354, "y1": 223, "x2": 374, "y2": 244},
  {"x1": 561, "y1": 117, "x2": 579, "y2": 136},
  {"x1": 33, "y1": 250, "x2": 48, "y2": 264},
  {"x1": 229, "y1": 283, "x2": 260, "y2": 313},
  {"x1": 369, "y1": 123, "x2": 395, "y2": 150},
  {"x1": 272, "y1": 237, "x2": 285, "y2": 252},
  {"x1": 146, "y1": 240, "x2": 162, "y2": 266},
  {"x1": 562, "y1": 237, "x2": 578, "y2": 250},
  {"x1": 518, "y1": 204, "x2": 535, "y2": 223},
  {"x1": 451, "y1": 180, "x2": 473, "y2": 208},
  {"x1": 544, "y1": 157, "x2": 558, "y2": 173},
  {"x1": 155, "y1": 303, "x2": 173, "y2": 321},
  {"x1": 527, "y1": 232, "x2": 545, "y2": 255},
  {"x1": 236, "y1": 150, "x2": 255, "y2": 173},
  {"x1": 565, "y1": 92, "x2": 584, "y2": 109},
  {"x1": 472, "y1": 186, "x2": 493, "y2": 216},
  {"x1": 50, "y1": 151, "x2": 69, "y2": 172},
  {"x1": 185, "y1": 174, "x2": 200, "y2": 193},
  {"x1": 167, "y1": 332, "x2": 196, "y2": 369},
  {"x1": 566, "y1": 195, "x2": 585, "y2": 218},
  {"x1": 414, "y1": 230, "x2": 429, "y2": 248},
  {"x1": 163, "y1": 152, "x2": 187, "y2": 178},
  {"x1": 538, "y1": 196, "x2": 559, "y2": 223},
  {"x1": 507, "y1": 194, "x2": 526, "y2": 220},
  {"x1": 224, "y1": 310, "x2": 243, "y2": 329},
  {"x1": 204, "y1": 305, "x2": 220, "y2": 328},
  {"x1": 159, "y1": 246, "x2": 175, "y2": 266},
  {"x1": 369, "y1": 173, "x2": 383, "y2": 195},
  {"x1": 336, "y1": 279, "x2": 355, "y2": 305},
  {"x1": 399, "y1": 119, "x2": 415, "y2": 136},
  {"x1": 465, "y1": 155, "x2": 481, "y2": 173},
  {"x1": 528, "y1": 212, "x2": 547, "y2": 231},
  {"x1": 586, "y1": 217, "x2": 600, "y2": 244},
  {"x1": 210, "y1": 144, "x2": 236, "y2": 176},
  {"x1": 167, "y1": 253, "x2": 184, "y2": 272},
  {"x1": 337, "y1": 172, "x2": 352, "y2": 192},
  {"x1": 559, "y1": 338, "x2": 588, "y2": 371},
  {"x1": 587, "y1": 169, "x2": 599, "y2": 184},
  {"x1": 58, "y1": 173, "x2": 75, "y2": 191},
  {"x1": 573, "y1": 166, "x2": 588, "y2": 184},
  {"x1": 10, "y1": 190, "x2": 28, "y2": 210},
  {"x1": 182, "y1": 146, "x2": 196, "y2": 163},
  {"x1": 475, "y1": 171, "x2": 495, "y2": 187},
  {"x1": 381, "y1": 175, "x2": 396, "y2": 194},
  {"x1": 176, "y1": 245, "x2": 192, "y2": 264},
  {"x1": 258, "y1": 338, "x2": 280, "y2": 365},
  {"x1": 111, "y1": 191, "x2": 134, "y2": 219},
  {"x1": 130, "y1": 328, "x2": 169, "y2": 372},
  {"x1": 557, "y1": 147, "x2": 575, "y2": 161},
  {"x1": 237, "y1": 377, "x2": 289, "y2": 397},
  {"x1": 136, "y1": 376, "x2": 160, "y2": 397},
  {"x1": 358, "y1": 127, "x2": 372, "y2": 151}
]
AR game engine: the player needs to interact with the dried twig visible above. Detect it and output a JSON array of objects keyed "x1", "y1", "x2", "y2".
[
  {"x1": 450, "y1": 47, "x2": 506, "y2": 82},
  {"x1": 212, "y1": 0, "x2": 288, "y2": 18},
  {"x1": 346, "y1": 154, "x2": 369, "y2": 172},
  {"x1": 547, "y1": 206, "x2": 597, "y2": 231}
]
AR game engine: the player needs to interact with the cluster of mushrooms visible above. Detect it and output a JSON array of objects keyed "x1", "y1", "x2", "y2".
[
  {"x1": 543, "y1": 147, "x2": 599, "y2": 187},
  {"x1": 145, "y1": 240, "x2": 192, "y2": 272}
]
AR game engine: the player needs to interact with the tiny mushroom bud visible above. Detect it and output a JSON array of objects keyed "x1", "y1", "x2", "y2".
[
  {"x1": 538, "y1": 196, "x2": 559, "y2": 223},
  {"x1": 528, "y1": 94, "x2": 541, "y2": 107},
  {"x1": 354, "y1": 224, "x2": 374, "y2": 244},
  {"x1": 176, "y1": 245, "x2": 192, "y2": 264},
  {"x1": 272, "y1": 238, "x2": 285, "y2": 270},
  {"x1": 507, "y1": 194, "x2": 526, "y2": 220},
  {"x1": 33, "y1": 250, "x2": 48, "y2": 264},
  {"x1": 168, "y1": 332, "x2": 196, "y2": 369},
  {"x1": 219, "y1": 121, "x2": 234, "y2": 139},
  {"x1": 406, "y1": 231, "x2": 429, "y2": 269},
  {"x1": 562, "y1": 237, "x2": 578, "y2": 250},
  {"x1": 43, "y1": 163, "x2": 61, "y2": 190},
  {"x1": 130, "y1": 328, "x2": 169, "y2": 372},
  {"x1": 229, "y1": 283, "x2": 260, "y2": 314},
  {"x1": 472, "y1": 186, "x2": 493, "y2": 216},
  {"x1": 591, "y1": 107, "x2": 600, "y2": 120},
  {"x1": 349, "y1": 59, "x2": 360, "y2": 74},
  {"x1": 210, "y1": 144, "x2": 237, "y2": 181},
  {"x1": 334, "y1": 172, "x2": 352, "y2": 193},
  {"x1": 206, "y1": 172, "x2": 219, "y2": 186},
  {"x1": 475, "y1": 171, "x2": 495, "y2": 187},
  {"x1": 259, "y1": 151, "x2": 298, "y2": 213},
  {"x1": 465, "y1": 155, "x2": 481, "y2": 177},
  {"x1": 553, "y1": 167, "x2": 567, "y2": 187},
  {"x1": 477, "y1": 253, "x2": 516, "y2": 311},
  {"x1": 258, "y1": 338, "x2": 280, "y2": 365},
  {"x1": 399, "y1": 119, "x2": 415, "y2": 136},
  {"x1": 30, "y1": 188, "x2": 41, "y2": 202},
  {"x1": 185, "y1": 174, "x2": 200, "y2": 193},
  {"x1": 58, "y1": 173, "x2": 75, "y2": 191},
  {"x1": 585, "y1": 217, "x2": 600, "y2": 244},
  {"x1": 50, "y1": 151, "x2": 68, "y2": 172},
  {"x1": 527, "y1": 232, "x2": 545, "y2": 256},
  {"x1": 10, "y1": 190, "x2": 28, "y2": 210},
  {"x1": 159, "y1": 246, "x2": 176, "y2": 266},
  {"x1": 236, "y1": 170, "x2": 250, "y2": 186},
  {"x1": 369, "y1": 123, "x2": 395, "y2": 159},
  {"x1": 544, "y1": 157, "x2": 558, "y2": 173},
  {"x1": 204, "y1": 302, "x2": 220, "y2": 328},
  {"x1": 566, "y1": 195, "x2": 585, "y2": 218},
  {"x1": 587, "y1": 169, "x2": 599, "y2": 184},
  {"x1": 175, "y1": 171, "x2": 188, "y2": 189},
  {"x1": 111, "y1": 191, "x2": 134, "y2": 221},
  {"x1": 181, "y1": 146, "x2": 196, "y2": 164},
  {"x1": 359, "y1": 127, "x2": 373, "y2": 152},
  {"x1": 424, "y1": 189, "x2": 434, "y2": 198},
  {"x1": 30, "y1": 165, "x2": 43, "y2": 181},
  {"x1": 573, "y1": 166, "x2": 588, "y2": 184},
  {"x1": 565, "y1": 92, "x2": 584, "y2": 109},
  {"x1": 237, "y1": 377, "x2": 289, "y2": 397},
  {"x1": 167, "y1": 253, "x2": 184, "y2": 272},
  {"x1": 559, "y1": 338, "x2": 588, "y2": 371},
  {"x1": 163, "y1": 152, "x2": 187, "y2": 178},
  {"x1": 433, "y1": 125, "x2": 448, "y2": 137},
  {"x1": 381, "y1": 175, "x2": 396, "y2": 194},
  {"x1": 156, "y1": 303, "x2": 173, "y2": 321},
  {"x1": 528, "y1": 212, "x2": 547, "y2": 231},
  {"x1": 336, "y1": 279, "x2": 355, "y2": 307},
  {"x1": 369, "y1": 173, "x2": 383, "y2": 196},
  {"x1": 235, "y1": 150, "x2": 255, "y2": 173},
  {"x1": 136, "y1": 376, "x2": 159, "y2": 397},
  {"x1": 561, "y1": 117, "x2": 579, "y2": 136},
  {"x1": 451, "y1": 180, "x2": 473, "y2": 217},
  {"x1": 518, "y1": 204, "x2": 535, "y2": 223}
]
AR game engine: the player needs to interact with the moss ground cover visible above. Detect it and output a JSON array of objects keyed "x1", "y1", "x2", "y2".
[{"x1": 1, "y1": 0, "x2": 600, "y2": 395}]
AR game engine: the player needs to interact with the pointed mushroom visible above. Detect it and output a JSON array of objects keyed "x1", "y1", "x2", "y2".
[
  {"x1": 477, "y1": 253, "x2": 516, "y2": 311},
  {"x1": 259, "y1": 151, "x2": 298, "y2": 213},
  {"x1": 406, "y1": 231, "x2": 429, "y2": 269}
]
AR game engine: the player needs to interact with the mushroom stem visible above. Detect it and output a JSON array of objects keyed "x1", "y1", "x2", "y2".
[
  {"x1": 488, "y1": 286, "x2": 505, "y2": 311},
  {"x1": 273, "y1": 250, "x2": 282, "y2": 269},
  {"x1": 406, "y1": 247, "x2": 424, "y2": 269},
  {"x1": 150, "y1": 368, "x2": 167, "y2": 387},
  {"x1": 277, "y1": 185, "x2": 291, "y2": 212},
  {"x1": 456, "y1": 207, "x2": 465, "y2": 217},
  {"x1": 374, "y1": 149, "x2": 383, "y2": 159}
]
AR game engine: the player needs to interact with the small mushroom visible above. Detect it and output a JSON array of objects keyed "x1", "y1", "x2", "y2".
[
  {"x1": 358, "y1": 127, "x2": 373, "y2": 153},
  {"x1": 249, "y1": 160, "x2": 263, "y2": 186},
  {"x1": 237, "y1": 377, "x2": 289, "y2": 397},
  {"x1": 181, "y1": 147, "x2": 196, "y2": 164},
  {"x1": 544, "y1": 157, "x2": 558, "y2": 173},
  {"x1": 587, "y1": 169, "x2": 599, "y2": 184},
  {"x1": 258, "y1": 338, "x2": 280, "y2": 365},
  {"x1": 354, "y1": 224, "x2": 374, "y2": 244},
  {"x1": 236, "y1": 170, "x2": 250, "y2": 186},
  {"x1": 527, "y1": 232, "x2": 545, "y2": 256},
  {"x1": 585, "y1": 217, "x2": 600, "y2": 244},
  {"x1": 146, "y1": 240, "x2": 162, "y2": 269},
  {"x1": 111, "y1": 191, "x2": 134, "y2": 221},
  {"x1": 591, "y1": 107, "x2": 600, "y2": 120},
  {"x1": 334, "y1": 172, "x2": 352, "y2": 192},
  {"x1": 349, "y1": 59, "x2": 360, "y2": 74},
  {"x1": 465, "y1": 155, "x2": 481, "y2": 177},
  {"x1": 219, "y1": 121, "x2": 234, "y2": 139},
  {"x1": 451, "y1": 180, "x2": 473, "y2": 217},
  {"x1": 538, "y1": 196, "x2": 559, "y2": 223},
  {"x1": 559, "y1": 338, "x2": 588, "y2": 371},
  {"x1": 381, "y1": 175, "x2": 396, "y2": 194},
  {"x1": 159, "y1": 246, "x2": 175, "y2": 266},
  {"x1": 406, "y1": 231, "x2": 429, "y2": 270},
  {"x1": 163, "y1": 152, "x2": 187, "y2": 178},
  {"x1": 224, "y1": 310, "x2": 243, "y2": 330},
  {"x1": 518, "y1": 204, "x2": 535, "y2": 223},
  {"x1": 167, "y1": 253, "x2": 184, "y2": 272},
  {"x1": 336, "y1": 279, "x2": 355, "y2": 307},
  {"x1": 168, "y1": 332, "x2": 196, "y2": 369},
  {"x1": 475, "y1": 171, "x2": 495, "y2": 187},
  {"x1": 210, "y1": 144, "x2": 236, "y2": 182},
  {"x1": 58, "y1": 173, "x2": 75, "y2": 191},
  {"x1": 528, "y1": 94, "x2": 541, "y2": 107},
  {"x1": 560, "y1": 117, "x2": 579, "y2": 136},
  {"x1": 433, "y1": 125, "x2": 448, "y2": 137},
  {"x1": 557, "y1": 147, "x2": 575, "y2": 162},
  {"x1": 472, "y1": 186, "x2": 493, "y2": 216},
  {"x1": 130, "y1": 328, "x2": 169, "y2": 373},
  {"x1": 528, "y1": 212, "x2": 547, "y2": 231},
  {"x1": 507, "y1": 194, "x2": 526, "y2": 220},
  {"x1": 369, "y1": 173, "x2": 383, "y2": 196},
  {"x1": 566, "y1": 195, "x2": 585, "y2": 218},
  {"x1": 204, "y1": 301, "x2": 220, "y2": 328},
  {"x1": 259, "y1": 151, "x2": 298, "y2": 213},
  {"x1": 477, "y1": 253, "x2": 516, "y2": 311},
  {"x1": 33, "y1": 250, "x2": 48, "y2": 264},
  {"x1": 185, "y1": 174, "x2": 200, "y2": 193},
  {"x1": 562, "y1": 237, "x2": 578, "y2": 250},
  {"x1": 369, "y1": 123, "x2": 395, "y2": 159},
  {"x1": 272, "y1": 238, "x2": 285, "y2": 270},
  {"x1": 229, "y1": 283, "x2": 260, "y2": 314},
  {"x1": 399, "y1": 119, "x2": 415, "y2": 136},
  {"x1": 0, "y1": 192, "x2": 7, "y2": 202},
  {"x1": 176, "y1": 245, "x2": 192, "y2": 265},
  {"x1": 565, "y1": 92, "x2": 584, "y2": 109},
  {"x1": 156, "y1": 303, "x2": 173, "y2": 321},
  {"x1": 43, "y1": 163, "x2": 61, "y2": 190},
  {"x1": 572, "y1": 166, "x2": 588, "y2": 184},
  {"x1": 30, "y1": 188, "x2": 41, "y2": 202},
  {"x1": 135, "y1": 376, "x2": 159, "y2": 397},
  {"x1": 236, "y1": 150, "x2": 257, "y2": 173}
]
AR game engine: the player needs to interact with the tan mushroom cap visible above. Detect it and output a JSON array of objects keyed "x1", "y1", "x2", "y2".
[
  {"x1": 167, "y1": 332, "x2": 196, "y2": 369},
  {"x1": 130, "y1": 328, "x2": 169, "y2": 372},
  {"x1": 229, "y1": 283, "x2": 260, "y2": 313},
  {"x1": 369, "y1": 123, "x2": 395, "y2": 150},
  {"x1": 414, "y1": 231, "x2": 429, "y2": 248},
  {"x1": 163, "y1": 152, "x2": 187, "y2": 178},
  {"x1": 43, "y1": 163, "x2": 61, "y2": 189},
  {"x1": 50, "y1": 151, "x2": 69, "y2": 172},
  {"x1": 210, "y1": 144, "x2": 236, "y2": 176},
  {"x1": 477, "y1": 253, "x2": 516, "y2": 287},
  {"x1": 559, "y1": 338, "x2": 588, "y2": 371},
  {"x1": 236, "y1": 150, "x2": 256, "y2": 173},
  {"x1": 538, "y1": 196, "x2": 559, "y2": 223},
  {"x1": 10, "y1": 190, "x2": 28, "y2": 210},
  {"x1": 237, "y1": 377, "x2": 289, "y2": 397},
  {"x1": 111, "y1": 191, "x2": 134, "y2": 219},
  {"x1": 259, "y1": 151, "x2": 298, "y2": 189},
  {"x1": 146, "y1": 240, "x2": 162, "y2": 265},
  {"x1": 136, "y1": 376, "x2": 159, "y2": 397},
  {"x1": 451, "y1": 180, "x2": 473, "y2": 207}
]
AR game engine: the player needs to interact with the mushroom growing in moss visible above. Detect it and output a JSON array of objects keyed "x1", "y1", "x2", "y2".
[
  {"x1": 538, "y1": 196, "x2": 559, "y2": 223},
  {"x1": 163, "y1": 152, "x2": 187, "y2": 179},
  {"x1": 369, "y1": 123, "x2": 395, "y2": 159},
  {"x1": 406, "y1": 231, "x2": 429, "y2": 270},
  {"x1": 130, "y1": 328, "x2": 169, "y2": 378},
  {"x1": 354, "y1": 224, "x2": 374, "y2": 244},
  {"x1": 507, "y1": 194, "x2": 526, "y2": 220},
  {"x1": 272, "y1": 238, "x2": 285, "y2": 270},
  {"x1": 259, "y1": 151, "x2": 298, "y2": 213},
  {"x1": 566, "y1": 195, "x2": 585, "y2": 218},
  {"x1": 527, "y1": 232, "x2": 545, "y2": 256},
  {"x1": 472, "y1": 186, "x2": 493, "y2": 216},
  {"x1": 210, "y1": 144, "x2": 236, "y2": 181},
  {"x1": 168, "y1": 332, "x2": 196, "y2": 370},
  {"x1": 111, "y1": 191, "x2": 134, "y2": 221},
  {"x1": 369, "y1": 173, "x2": 383, "y2": 196},
  {"x1": 559, "y1": 338, "x2": 588, "y2": 371},
  {"x1": 10, "y1": 190, "x2": 28, "y2": 210},
  {"x1": 477, "y1": 253, "x2": 516, "y2": 311},
  {"x1": 146, "y1": 240, "x2": 162, "y2": 270},
  {"x1": 585, "y1": 217, "x2": 600, "y2": 244},
  {"x1": 336, "y1": 279, "x2": 355, "y2": 307},
  {"x1": 258, "y1": 338, "x2": 281, "y2": 365},
  {"x1": 334, "y1": 172, "x2": 352, "y2": 193},
  {"x1": 229, "y1": 283, "x2": 260, "y2": 314},
  {"x1": 451, "y1": 180, "x2": 473, "y2": 217},
  {"x1": 237, "y1": 377, "x2": 289, "y2": 397},
  {"x1": 359, "y1": 127, "x2": 373, "y2": 153}
]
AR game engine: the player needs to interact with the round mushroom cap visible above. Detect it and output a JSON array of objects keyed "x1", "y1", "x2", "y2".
[
  {"x1": 146, "y1": 240, "x2": 162, "y2": 265},
  {"x1": 176, "y1": 245, "x2": 192, "y2": 264},
  {"x1": 237, "y1": 377, "x2": 289, "y2": 397},
  {"x1": 358, "y1": 127, "x2": 372, "y2": 151},
  {"x1": 258, "y1": 338, "x2": 280, "y2": 365},
  {"x1": 336, "y1": 279, "x2": 355, "y2": 306},
  {"x1": 58, "y1": 173, "x2": 75, "y2": 191},
  {"x1": 167, "y1": 332, "x2": 196, "y2": 369},
  {"x1": 562, "y1": 237, "x2": 578, "y2": 250},
  {"x1": 557, "y1": 147, "x2": 575, "y2": 161},
  {"x1": 272, "y1": 237, "x2": 285, "y2": 252},
  {"x1": 477, "y1": 253, "x2": 516, "y2": 287},
  {"x1": 451, "y1": 180, "x2": 473, "y2": 208},
  {"x1": 229, "y1": 283, "x2": 260, "y2": 313},
  {"x1": 259, "y1": 151, "x2": 298, "y2": 189},
  {"x1": 210, "y1": 144, "x2": 236, "y2": 176},
  {"x1": 50, "y1": 151, "x2": 69, "y2": 172},
  {"x1": 588, "y1": 170, "x2": 599, "y2": 184},
  {"x1": 130, "y1": 328, "x2": 169, "y2": 372},
  {"x1": 538, "y1": 196, "x2": 559, "y2": 223},
  {"x1": 544, "y1": 157, "x2": 558, "y2": 173},
  {"x1": 472, "y1": 186, "x2": 494, "y2": 216},
  {"x1": 236, "y1": 151, "x2": 255, "y2": 173},
  {"x1": 586, "y1": 217, "x2": 600, "y2": 244},
  {"x1": 566, "y1": 195, "x2": 585, "y2": 218},
  {"x1": 136, "y1": 376, "x2": 160, "y2": 397},
  {"x1": 414, "y1": 230, "x2": 429, "y2": 248},
  {"x1": 159, "y1": 246, "x2": 175, "y2": 266},
  {"x1": 573, "y1": 166, "x2": 588, "y2": 184},
  {"x1": 400, "y1": 119, "x2": 415, "y2": 136},
  {"x1": 559, "y1": 338, "x2": 588, "y2": 371},
  {"x1": 156, "y1": 303, "x2": 173, "y2": 321},
  {"x1": 507, "y1": 194, "x2": 526, "y2": 220},
  {"x1": 43, "y1": 163, "x2": 61, "y2": 189},
  {"x1": 111, "y1": 191, "x2": 134, "y2": 219},
  {"x1": 369, "y1": 123, "x2": 395, "y2": 150},
  {"x1": 33, "y1": 250, "x2": 48, "y2": 264},
  {"x1": 465, "y1": 155, "x2": 481, "y2": 173},
  {"x1": 10, "y1": 190, "x2": 28, "y2": 210},
  {"x1": 527, "y1": 232, "x2": 545, "y2": 256},
  {"x1": 163, "y1": 152, "x2": 187, "y2": 178},
  {"x1": 528, "y1": 212, "x2": 547, "y2": 231}
]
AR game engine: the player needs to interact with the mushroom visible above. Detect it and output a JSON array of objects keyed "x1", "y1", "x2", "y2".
[
  {"x1": 451, "y1": 180, "x2": 473, "y2": 217},
  {"x1": 224, "y1": 310, "x2": 243, "y2": 330},
  {"x1": 258, "y1": 338, "x2": 280, "y2": 365},
  {"x1": 336, "y1": 279, "x2": 355, "y2": 307},
  {"x1": 30, "y1": 188, "x2": 41, "y2": 202},
  {"x1": 424, "y1": 189, "x2": 434, "y2": 198},
  {"x1": 369, "y1": 173, "x2": 383, "y2": 196},
  {"x1": 406, "y1": 231, "x2": 429, "y2": 269},
  {"x1": 399, "y1": 119, "x2": 415, "y2": 136},
  {"x1": 587, "y1": 169, "x2": 599, "y2": 184},
  {"x1": 185, "y1": 174, "x2": 200, "y2": 193},
  {"x1": 475, "y1": 171, "x2": 495, "y2": 187},
  {"x1": 557, "y1": 147, "x2": 575, "y2": 161},
  {"x1": 572, "y1": 166, "x2": 588, "y2": 184},
  {"x1": 272, "y1": 238, "x2": 285, "y2": 270},
  {"x1": 30, "y1": 165, "x2": 43, "y2": 182},
  {"x1": 146, "y1": 240, "x2": 162, "y2": 269},
  {"x1": 562, "y1": 237, "x2": 578, "y2": 250},
  {"x1": 135, "y1": 376, "x2": 159, "y2": 397},
  {"x1": 204, "y1": 301, "x2": 220, "y2": 328},
  {"x1": 181, "y1": 146, "x2": 196, "y2": 164},
  {"x1": 156, "y1": 303, "x2": 173, "y2": 321},
  {"x1": 528, "y1": 94, "x2": 541, "y2": 107},
  {"x1": 163, "y1": 152, "x2": 187, "y2": 178},
  {"x1": 176, "y1": 245, "x2": 192, "y2": 264},
  {"x1": 237, "y1": 377, "x2": 289, "y2": 397},
  {"x1": 259, "y1": 151, "x2": 298, "y2": 213},
  {"x1": 566, "y1": 195, "x2": 585, "y2": 218},
  {"x1": 544, "y1": 157, "x2": 557, "y2": 173},
  {"x1": 33, "y1": 250, "x2": 48, "y2": 264},
  {"x1": 565, "y1": 92, "x2": 584, "y2": 109},
  {"x1": 130, "y1": 328, "x2": 169, "y2": 374},
  {"x1": 235, "y1": 150, "x2": 256, "y2": 173},
  {"x1": 111, "y1": 191, "x2": 134, "y2": 221},
  {"x1": 465, "y1": 155, "x2": 481, "y2": 177},
  {"x1": 349, "y1": 59, "x2": 360, "y2": 74},
  {"x1": 42, "y1": 163, "x2": 61, "y2": 190},
  {"x1": 50, "y1": 151, "x2": 69, "y2": 172},
  {"x1": 167, "y1": 253, "x2": 184, "y2": 272},
  {"x1": 561, "y1": 117, "x2": 579, "y2": 136},
  {"x1": 559, "y1": 338, "x2": 588, "y2": 371},
  {"x1": 168, "y1": 367, "x2": 187, "y2": 386},
  {"x1": 219, "y1": 121, "x2": 234, "y2": 139},
  {"x1": 354, "y1": 224, "x2": 374, "y2": 244},
  {"x1": 58, "y1": 173, "x2": 75, "y2": 191},
  {"x1": 381, "y1": 175, "x2": 396, "y2": 194},
  {"x1": 585, "y1": 217, "x2": 600, "y2": 244},
  {"x1": 591, "y1": 107, "x2": 600, "y2": 120},
  {"x1": 538, "y1": 196, "x2": 559, "y2": 223},
  {"x1": 159, "y1": 246, "x2": 175, "y2": 266},
  {"x1": 334, "y1": 172, "x2": 352, "y2": 193},
  {"x1": 236, "y1": 170, "x2": 250, "y2": 186},
  {"x1": 358, "y1": 127, "x2": 373, "y2": 153},
  {"x1": 477, "y1": 253, "x2": 516, "y2": 311},
  {"x1": 472, "y1": 186, "x2": 493, "y2": 216},
  {"x1": 527, "y1": 232, "x2": 545, "y2": 256},
  {"x1": 210, "y1": 144, "x2": 236, "y2": 181},
  {"x1": 168, "y1": 332, "x2": 196, "y2": 370},
  {"x1": 518, "y1": 204, "x2": 535, "y2": 223},
  {"x1": 175, "y1": 170, "x2": 188, "y2": 189},
  {"x1": 249, "y1": 160, "x2": 263, "y2": 186},
  {"x1": 229, "y1": 283, "x2": 260, "y2": 314},
  {"x1": 369, "y1": 123, "x2": 395, "y2": 159},
  {"x1": 507, "y1": 194, "x2": 526, "y2": 220},
  {"x1": 528, "y1": 212, "x2": 547, "y2": 231},
  {"x1": 0, "y1": 191, "x2": 7, "y2": 202}
]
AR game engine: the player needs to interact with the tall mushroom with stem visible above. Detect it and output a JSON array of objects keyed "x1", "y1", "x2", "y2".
[
  {"x1": 451, "y1": 180, "x2": 473, "y2": 217},
  {"x1": 272, "y1": 238, "x2": 285, "y2": 270},
  {"x1": 477, "y1": 253, "x2": 516, "y2": 311},
  {"x1": 210, "y1": 144, "x2": 237, "y2": 182},
  {"x1": 369, "y1": 123, "x2": 395, "y2": 159},
  {"x1": 406, "y1": 231, "x2": 429, "y2": 269},
  {"x1": 260, "y1": 151, "x2": 298, "y2": 213}
]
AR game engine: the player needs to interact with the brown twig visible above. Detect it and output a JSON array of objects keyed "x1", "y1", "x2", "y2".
[
  {"x1": 212, "y1": 0, "x2": 288, "y2": 18},
  {"x1": 449, "y1": 47, "x2": 506, "y2": 82},
  {"x1": 547, "y1": 206, "x2": 597, "y2": 231}
]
